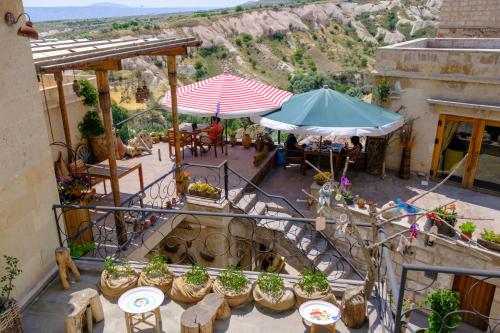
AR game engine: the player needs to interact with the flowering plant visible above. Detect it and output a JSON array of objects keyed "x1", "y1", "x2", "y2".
[
  {"x1": 313, "y1": 172, "x2": 332, "y2": 184},
  {"x1": 180, "y1": 170, "x2": 190, "y2": 181},
  {"x1": 427, "y1": 203, "x2": 457, "y2": 226},
  {"x1": 56, "y1": 176, "x2": 90, "y2": 203}
]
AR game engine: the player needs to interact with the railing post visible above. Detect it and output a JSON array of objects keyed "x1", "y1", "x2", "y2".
[
  {"x1": 224, "y1": 161, "x2": 229, "y2": 201},
  {"x1": 394, "y1": 265, "x2": 408, "y2": 333}
]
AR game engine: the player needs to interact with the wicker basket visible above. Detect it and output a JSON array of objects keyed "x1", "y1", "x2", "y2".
[{"x1": 0, "y1": 300, "x2": 24, "y2": 333}]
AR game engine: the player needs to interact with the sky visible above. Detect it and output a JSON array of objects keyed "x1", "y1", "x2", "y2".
[{"x1": 24, "y1": 0, "x2": 244, "y2": 7}]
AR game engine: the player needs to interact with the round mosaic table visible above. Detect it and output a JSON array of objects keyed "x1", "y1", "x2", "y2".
[
  {"x1": 118, "y1": 287, "x2": 164, "y2": 333},
  {"x1": 299, "y1": 300, "x2": 341, "y2": 333}
]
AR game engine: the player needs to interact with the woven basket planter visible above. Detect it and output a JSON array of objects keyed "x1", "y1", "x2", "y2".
[{"x1": 0, "y1": 300, "x2": 24, "y2": 333}]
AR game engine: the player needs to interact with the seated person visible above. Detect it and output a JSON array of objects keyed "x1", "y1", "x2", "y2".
[
  {"x1": 199, "y1": 117, "x2": 223, "y2": 151},
  {"x1": 342, "y1": 136, "x2": 363, "y2": 158},
  {"x1": 284, "y1": 133, "x2": 303, "y2": 157}
]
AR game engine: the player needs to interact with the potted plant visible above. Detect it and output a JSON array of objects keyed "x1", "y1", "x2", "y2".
[
  {"x1": 56, "y1": 176, "x2": 91, "y2": 204},
  {"x1": 293, "y1": 270, "x2": 336, "y2": 307},
  {"x1": 313, "y1": 171, "x2": 332, "y2": 186},
  {"x1": 138, "y1": 255, "x2": 174, "y2": 293},
  {"x1": 478, "y1": 229, "x2": 500, "y2": 252},
  {"x1": 100, "y1": 259, "x2": 138, "y2": 298},
  {"x1": 342, "y1": 191, "x2": 355, "y2": 205},
  {"x1": 242, "y1": 126, "x2": 252, "y2": 149},
  {"x1": 357, "y1": 198, "x2": 366, "y2": 209},
  {"x1": 230, "y1": 132, "x2": 237, "y2": 146},
  {"x1": 78, "y1": 110, "x2": 108, "y2": 162},
  {"x1": 177, "y1": 171, "x2": 190, "y2": 196},
  {"x1": 75, "y1": 78, "x2": 98, "y2": 107},
  {"x1": 421, "y1": 288, "x2": 461, "y2": 333},
  {"x1": 69, "y1": 241, "x2": 95, "y2": 257},
  {"x1": 188, "y1": 181, "x2": 222, "y2": 200},
  {"x1": 255, "y1": 132, "x2": 265, "y2": 152},
  {"x1": 253, "y1": 271, "x2": 295, "y2": 312},
  {"x1": 0, "y1": 256, "x2": 23, "y2": 333},
  {"x1": 213, "y1": 265, "x2": 252, "y2": 307},
  {"x1": 426, "y1": 203, "x2": 457, "y2": 237},
  {"x1": 368, "y1": 200, "x2": 377, "y2": 213},
  {"x1": 458, "y1": 221, "x2": 476, "y2": 241},
  {"x1": 169, "y1": 265, "x2": 212, "y2": 303}
]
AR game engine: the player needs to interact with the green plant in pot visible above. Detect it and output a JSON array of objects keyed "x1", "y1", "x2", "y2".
[
  {"x1": 421, "y1": 288, "x2": 461, "y2": 333},
  {"x1": 100, "y1": 259, "x2": 138, "y2": 298},
  {"x1": 0, "y1": 256, "x2": 22, "y2": 315},
  {"x1": 213, "y1": 265, "x2": 251, "y2": 307},
  {"x1": 478, "y1": 229, "x2": 500, "y2": 252},
  {"x1": 254, "y1": 271, "x2": 295, "y2": 312},
  {"x1": 458, "y1": 221, "x2": 476, "y2": 242},
  {"x1": 139, "y1": 255, "x2": 174, "y2": 293},
  {"x1": 294, "y1": 270, "x2": 335, "y2": 307},
  {"x1": 78, "y1": 110, "x2": 108, "y2": 162},
  {"x1": 341, "y1": 191, "x2": 355, "y2": 205},
  {"x1": 170, "y1": 264, "x2": 212, "y2": 303}
]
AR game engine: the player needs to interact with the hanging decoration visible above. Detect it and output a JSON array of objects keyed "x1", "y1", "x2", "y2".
[
  {"x1": 318, "y1": 182, "x2": 332, "y2": 207},
  {"x1": 72, "y1": 70, "x2": 80, "y2": 93},
  {"x1": 135, "y1": 83, "x2": 150, "y2": 103},
  {"x1": 336, "y1": 214, "x2": 349, "y2": 236}
]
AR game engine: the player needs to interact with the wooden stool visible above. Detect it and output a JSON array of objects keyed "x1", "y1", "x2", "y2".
[
  {"x1": 180, "y1": 293, "x2": 231, "y2": 333},
  {"x1": 124, "y1": 307, "x2": 161, "y2": 333},
  {"x1": 55, "y1": 247, "x2": 80, "y2": 290},
  {"x1": 310, "y1": 322, "x2": 336, "y2": 333},
  {"x1": 64, "y1": 288, "x2": 104, "y2": 333}
]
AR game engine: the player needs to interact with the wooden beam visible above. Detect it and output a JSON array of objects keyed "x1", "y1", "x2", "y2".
[
  {"x1": 54, "y1": 70, "x2": 73, "y2": 159},
  {"x1": 78, "y1": 60, "x2": 122, "y2": 71},
  {"x1": 36, "y1": 38, "x2": 201, "y2": 73},
  {"x1": 95, "y1": 69, "x2": 127, "y2": 246},
  {"x1": 167, "y1": 55, "x2": 182, "y2": 185}
]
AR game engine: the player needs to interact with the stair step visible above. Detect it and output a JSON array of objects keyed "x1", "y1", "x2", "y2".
[
  {"x1": 284, "y1": 223, "x2": 305, "y2": 242},
  {"x1": 258, "y1": 212, "x2": 293, "y2": 232},
  {"x1": 234, "y1": 193, "x2": 257, "y2": 213},
  {"x1": 306, "y1": 238, "x2": 328, "y2": 261},
  {"x1": 248, "y1": 201, "x2": 267, "y2": 216}
]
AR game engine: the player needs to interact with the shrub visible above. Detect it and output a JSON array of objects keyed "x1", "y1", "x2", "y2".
[
  {"x1": 483, "y1": 229, "x2": 500, "y2": 244},
  {"x1": 235, "y1": 5, "x2": 244, "y2": 12},
  {"x1": 384, "y1": 11, "x2": 398, "y2": 32},
  {"x1": 459, "y1": 221, "x2": 476, "y2": 234},
  {"x1": 217, "y1": 266, "x2": 248, "y2": 293},
  {"x1": 421, "y1": 288, "x2": 461, "y2": 333},
  {"x1": 298, "y1": 270, "x2": 329, "y2": 295},
  {"x1": 143, "y1": 255, "x2": 168, "y2": 278},
  {"x1": 257, "y1": 272, "x2": 284, "y2": 295},
  {"x1": 76, "y1": 79, "x2": 98, "y2": 106},
  {"x1": 0, "y1": 255, "x2": 22, "y2": 312},
  {"x1": 185, "y1": 265, "x2": 208, "y2": 285},
  {"x1": 78, "y1": 110, "x2": 105, "y2": 138},
  {"x1": 375, "y1": 78, "x2": 391, "y2": 102}
]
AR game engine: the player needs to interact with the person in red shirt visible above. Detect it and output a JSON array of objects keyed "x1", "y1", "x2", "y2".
[{"x1": 199, "y1": 117, "x2": 223, "y2": 152}]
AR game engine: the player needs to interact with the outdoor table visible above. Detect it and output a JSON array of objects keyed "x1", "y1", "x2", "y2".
[
  {"x1": 169, "y1": 123, "x2": 209, "y2": 157},
  {"x1": 299, "y1": 300, "x2": 341, "y2": 333},
  {"x1": 118, "y1": 286, "x2": 164, "y2": 333},
  {"x1": 85, "y1": 160, "x2": 144, "y2": 193},
  {"x1": 302, "y1": 143, "x2": 343, "y2": 176}
]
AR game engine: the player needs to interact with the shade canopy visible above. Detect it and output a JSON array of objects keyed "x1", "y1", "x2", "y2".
[
  {"x1": 251, "y1": 87, "x2": 404, "y2": 136},
  {"x1": 162, "y1": 72, "x2": 292, "y2": 119}
]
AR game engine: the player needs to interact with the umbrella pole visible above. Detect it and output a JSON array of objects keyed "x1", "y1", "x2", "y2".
[
  {"x1": 278, "y1": 130, "x2": 281, "y2": 145},
  {"x1": 225, "y1": 119, "x2": 228, "y2": 156},
  {"x1": 317, "y1": 136, "x2": 323, "y2": 168}
]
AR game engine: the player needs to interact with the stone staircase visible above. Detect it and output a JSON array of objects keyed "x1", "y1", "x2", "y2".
[{"x1": 231, "y1": 191, "x2": 355, "y2": 281}]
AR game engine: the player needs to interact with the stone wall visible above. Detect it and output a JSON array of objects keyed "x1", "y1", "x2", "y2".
[
  {"x1": 438, "y1": 0, "x2": 500, "y2": 37},
  {"x1": 39, "y1": 74, "x2": 96, "y2": 162},
  {"x1": 0, "y1": 0, "x2": 60, "y2": 305},
  {"x1": 374, "y1": 40, "x2": 500, "y2": 173}
]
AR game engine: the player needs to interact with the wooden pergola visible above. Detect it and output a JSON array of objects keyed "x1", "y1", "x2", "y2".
[{"x1": 33, "y1": 37, "x2": 202, "y2": 245}]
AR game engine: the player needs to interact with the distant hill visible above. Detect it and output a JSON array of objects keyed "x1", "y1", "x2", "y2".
[{"x1": 26, "y1": 4, "x2": 216, "y2": 22}]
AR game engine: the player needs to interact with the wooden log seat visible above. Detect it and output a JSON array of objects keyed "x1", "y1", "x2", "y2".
[
  {"x1": 64, "y1": 288, "x2": 104, "y2": 333},
  {"x1": 180, "y1": 293, "x2": 231, "y2": 333},
  {"x1": 55, "y1": 247, "x2": 81, "y2": 290}
]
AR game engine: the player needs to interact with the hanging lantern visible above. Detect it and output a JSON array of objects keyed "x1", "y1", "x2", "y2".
[{"x1": 72, "y1": 79, "x2": 80, "y2": 93}]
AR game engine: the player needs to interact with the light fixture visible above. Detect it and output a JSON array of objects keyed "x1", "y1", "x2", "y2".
[{"x1": 4, "y1": 12, "x2": 39, "y2": 40}]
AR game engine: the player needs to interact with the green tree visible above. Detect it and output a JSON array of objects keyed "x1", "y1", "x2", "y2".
[
  {"x1": 288, "y1": 72, "x2": 334, "y2": 93},
  {"x1": 235, "y1": 5, "x2": 244, "y2": 12},
  {"x1": 194, "y1": 60, "x2": 207, "y2": 80},
  {"x1": 112, "y1": 104, "x2": 130, "y2": 143},
  {"x1": 384, "y1": 11, "x2": 398, "y2": 32}
]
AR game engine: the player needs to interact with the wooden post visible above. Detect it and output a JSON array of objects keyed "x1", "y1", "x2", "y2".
[
  {"x1": 95, "y1": 70, "x2": 127, "y2": 246},
  {"x1": 54, "y1": 71, "x2": 73, "y2": 160},
  {"x1": 167, "y1": 56, "x2": 182, "y2": 183}
]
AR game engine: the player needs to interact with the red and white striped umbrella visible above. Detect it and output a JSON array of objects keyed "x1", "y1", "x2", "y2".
[{"x1": 161, "y1": 72, "x2": 292, "y2": 119}]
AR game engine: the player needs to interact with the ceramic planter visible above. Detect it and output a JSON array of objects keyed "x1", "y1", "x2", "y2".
[
  {"x1": 477, "y1": 238, "x2": 500, "y2": 252},
  {"x1": 242, "y1": 133, "x2": 251, "y2": 149}
]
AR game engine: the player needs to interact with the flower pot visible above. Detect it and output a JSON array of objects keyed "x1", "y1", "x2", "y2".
[
  {"x1": 477, "y1": 238, "x2": 500, "y2": 252},
  {"x1": 344, "y1": 198, "x2": 354, "y2": 205},
  {"x1": 357, "y1": 202, "x2": 366, "y2": 209},
  {"x1": 0, "y1": 300, "x2": 24, "y2": 333},
  {"x1": 437, "y1": 222, "x2": 456, "y2": 238},
  {"x1": 460, "y1": 232, "x2": 472, "y2": 241},
  {"x1": 88, "y1": 134, "x2": 119, "y2": 163},
  {"x1": 242, "y1": 133, "x2": 251, "y2": 149}
]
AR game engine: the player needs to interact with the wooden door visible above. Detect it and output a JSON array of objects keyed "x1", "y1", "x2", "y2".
[{"x1": 452, "y1": 275, "x2": 496, "y2": 331}]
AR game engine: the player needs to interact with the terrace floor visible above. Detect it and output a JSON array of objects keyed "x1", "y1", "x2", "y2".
[{"x1": 23, "y1": 269, "x2": 375, "y2": 333}]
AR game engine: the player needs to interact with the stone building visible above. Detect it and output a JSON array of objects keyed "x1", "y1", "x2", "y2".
[
  {"x1": 374, "y1": 38, "x2": 500, "y2": 192},
  {"x1": 438, "y1": 0, "x2": 500, "y2": 37}
]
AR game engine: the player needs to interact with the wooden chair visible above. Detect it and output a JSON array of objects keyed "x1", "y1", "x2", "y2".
[
  {"x1": 200, "y1": 130, "x2": 224, "y2": 158},
  {"x1": 168, "y1": 131, "x2": 195, "y2": 159},
  {"x1": 284, "y1": 148, "x2": 304, "y2": 173}
]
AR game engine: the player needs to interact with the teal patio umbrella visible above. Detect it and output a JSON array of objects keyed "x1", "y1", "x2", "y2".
[{"x1": 251, "y1": 86, "x2": 404, "y2": 136}]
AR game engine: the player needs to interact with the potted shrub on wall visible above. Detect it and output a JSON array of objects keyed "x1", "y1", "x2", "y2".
[
  {"x1": 138, "y1": 255, "x2": 174, "y2": 293},
  {"x1": 0, "y1": 256, "x2": 23, "y2": 333},
  {"x1": 293, "y1": 270, "x2": 336, "y2": 307},
  {"x1": 213, "y1": 265, "x2": 252, "y2": 307},
  {"x1": 78, "y1": 110, "x2": 108, "y2": 162},
  {"x1": 100, "y1": 259, "x2": 138, "y2": 298},
  {"x1": 458, "y1": 221, "x2": 476, "y2": 242},
  {"x1": 478, "y1": 229, "x2": 500, "y2": 252},
  {"x1": 426, "y1": 204, "x2": 458, "y2": 237},
  {"x1": 188, "y1": 181, "x2": 222, "y2": 200},
  {"x1": 421, "y1": 288, "x2": 461, "y2": 333},
  {"x1": 169, "y1": 265, "x2": 212, "y2": 303},
  {"x1": 253, "y1": 271, "x2": 295, "y2": 312}
]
